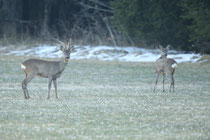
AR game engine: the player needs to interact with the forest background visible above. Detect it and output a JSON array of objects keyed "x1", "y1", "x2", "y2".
[{"x1": 0, "y1": 0, "x2": 210, "y2": 54}]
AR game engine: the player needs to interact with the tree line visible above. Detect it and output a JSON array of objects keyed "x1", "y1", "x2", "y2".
[{"x1": 0, "y1": 0, "x2": 210, "y2": 53}]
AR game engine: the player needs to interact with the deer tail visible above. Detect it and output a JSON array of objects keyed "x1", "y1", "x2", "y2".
[
  {"x1": 21, "y1": 63, "x2": 26, "y2": 70},
  {"x1": 171, "y1": 63, "x2": 177, "y2": 68}
]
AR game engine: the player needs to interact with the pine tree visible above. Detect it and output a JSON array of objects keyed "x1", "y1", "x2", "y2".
[{"x1": 181, "y1": 0, "x2": 210, "y2": 53}]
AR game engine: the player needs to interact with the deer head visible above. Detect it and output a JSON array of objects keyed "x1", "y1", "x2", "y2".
[
  {"x1": 60, "y1": 38, "x2": 74, "y2": 61},
  {"x1": 160, "y1": 45, "x2": 170, "y2": 59}
]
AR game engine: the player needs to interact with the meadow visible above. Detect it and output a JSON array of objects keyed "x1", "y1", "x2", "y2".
[{"x1": 0, "y1": 55, "x2": 210, "y2": 139}]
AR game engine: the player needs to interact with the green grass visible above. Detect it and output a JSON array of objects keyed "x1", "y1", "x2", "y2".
[{"x1": 0, "y1": 55, "x2": 210, "y2": 140}]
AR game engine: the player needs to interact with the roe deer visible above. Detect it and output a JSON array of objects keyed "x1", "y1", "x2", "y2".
[
  {"x1": 21, "y1": 39, "x2": 73, "y2": 99},
  {"x1": 153, "y1": 45, "x2": 177, "y2": 92}
]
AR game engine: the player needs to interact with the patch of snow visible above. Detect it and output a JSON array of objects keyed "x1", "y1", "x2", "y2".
[
  {"x1": 6, "y1": 45, "x2": 62, "y2": 58},
  {"x1": 0, "y1": 47, "x2": 6, "y2": 51},
  {"x1": 5, "y1": 45, "x2": 201, "y2": 63}
]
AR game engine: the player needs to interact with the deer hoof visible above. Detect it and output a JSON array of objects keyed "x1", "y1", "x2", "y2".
[{"x1": 24, "y1": 97, "x2": 29, "y2": 100}]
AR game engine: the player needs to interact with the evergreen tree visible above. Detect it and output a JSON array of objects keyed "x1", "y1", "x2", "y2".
[
  {"x1": 112, "y1": 0, "x2": 190, "y2": 50},
  {"x1": 181, "y1": 0, "x2": 210, "y2": 53}
]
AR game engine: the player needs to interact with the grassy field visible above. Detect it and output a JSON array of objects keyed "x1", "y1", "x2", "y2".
[{"x1": 0, "y1": 55, "x2": 210, "y2": 140}]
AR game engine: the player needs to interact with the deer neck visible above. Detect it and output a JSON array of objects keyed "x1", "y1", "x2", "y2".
[
  {"x1": 160, "y1": 55, "x2": 167, "y2": 59},
  {"x1": 59, "y1": 57, "x2": 69, "y2": 71}
]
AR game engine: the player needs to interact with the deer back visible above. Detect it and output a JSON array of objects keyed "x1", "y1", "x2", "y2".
[
  {"x1": 155, "y1": 58, "x2": 177, "y2": 75},
  {"x1": 22, "y1": 59, "x2": 65, "y2": 78}
]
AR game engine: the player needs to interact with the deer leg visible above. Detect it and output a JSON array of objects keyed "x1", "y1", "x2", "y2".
[
  {"x1": 22, "y1": 72, "x2": 35, "y2": 99},
  {"x1": 47, "y1": 77, "x2": 53, "y2": 99},
  {"x1": 162, "y1": 74, "x2": 165, "y2": 92},
  {"x1": 153, "y1": 73, "x2": 160, "y2": 92},
  {"x1": 172, "y1": 76, "x2": 175, "y2": 92},
  {"x1": 22, "y1": 75, "x2": 28, "y2": 99},
  {"x1": 169, "y1": 75, "x2": 175, "y2": 92},
  {"x1": 53, "y1": 79, "x2": 58, "y2": 99}
]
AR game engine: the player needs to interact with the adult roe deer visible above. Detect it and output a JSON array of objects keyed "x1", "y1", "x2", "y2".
[
  {"x1": 153, "y1": 45, "x2": 177, "y2": 92},
  {"x1": 21, "y1": 39, "x2": 73, "y2": 99}
]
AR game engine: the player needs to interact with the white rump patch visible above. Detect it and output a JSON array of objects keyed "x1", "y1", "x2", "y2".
[
  {"x1": 171, "y1": 63, "x2": 177, "y2": 68},
  {"x1": 21, "y1": 64, "x2": 26, "y2": 69}
]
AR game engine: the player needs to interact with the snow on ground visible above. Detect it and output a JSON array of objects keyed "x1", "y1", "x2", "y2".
[{"x1": 5, "y1": 45, "x2": 201, "y2": 63}]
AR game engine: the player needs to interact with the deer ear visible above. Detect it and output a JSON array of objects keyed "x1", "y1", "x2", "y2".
[
  {"x1": 60, "y1": 45, "x2": 64, "y2": 51},
  {"x1": 166, "y1": 45, "x2": 170, "y2": 50},
  {"x1": 70, "y1": 46, "x2": 74, "y2": 51}
]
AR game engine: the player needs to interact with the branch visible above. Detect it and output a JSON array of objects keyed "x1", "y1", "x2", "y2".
[
  {"x1": 87, "y1": 0, "x2": 114, "y2": 10},
  {"x1": 50, "y1": 36, "x2": 66, "y2": 46},
  {"x1": 102, "y1": 17, "x2": 117, "y2": 47},
  {"x1": 3, "y1": 18, "x2": 32, "y2": 24},
  {"x1": 78, "y1": 2, "x2": 113, "y2": 13}
]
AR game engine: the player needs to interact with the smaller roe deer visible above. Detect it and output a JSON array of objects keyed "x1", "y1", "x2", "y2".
[
  {"x1": 153, "y1": 45, "x2": 177, "y2": 92},
  {"x1": 21, "y1": 39, "x2": 73, "y2": 99}
]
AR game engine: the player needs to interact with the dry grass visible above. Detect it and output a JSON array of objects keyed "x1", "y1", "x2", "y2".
[
  {"x1": 198, "y1": 55, "x2": 210, "y2": 64},
  {"x1": 0, "y1": 55, "x2": 210, "y2": 139}
]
